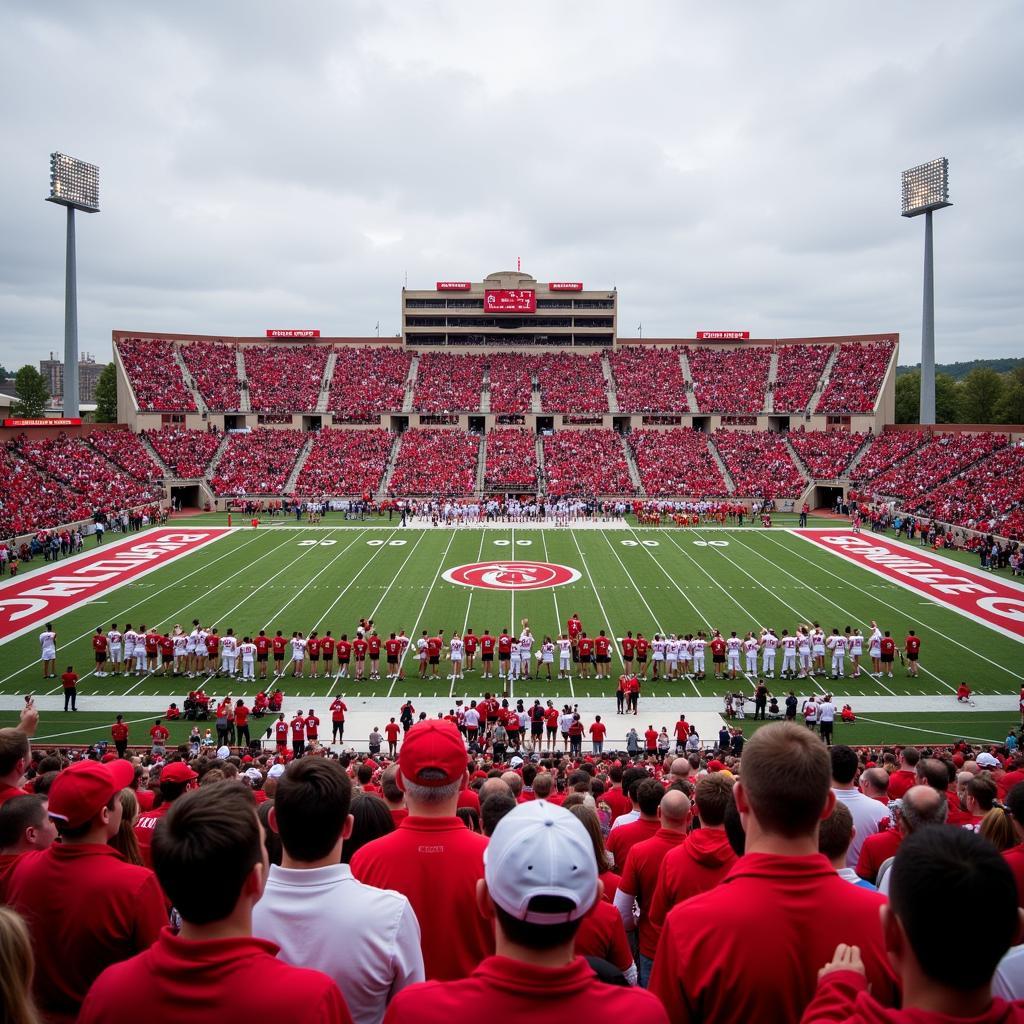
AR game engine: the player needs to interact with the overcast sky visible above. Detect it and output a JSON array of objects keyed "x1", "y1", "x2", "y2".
[{"x1": 2, "y1": 1, "x2": 1021, "y2": 370}]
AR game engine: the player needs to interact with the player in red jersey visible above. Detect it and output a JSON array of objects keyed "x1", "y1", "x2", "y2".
[
  {"x1": 336, "y1": 634, "x2": 352, "y2": 678},
  {"x1": 254, "y1": 630, "x2": 270, "y2": 679},
  {"x1": 635, "y1": 634, "x2": 649, "y2": 679},
  {"x1": 271, "y1": 631, "x2": 286, "y2": 677},
  {"x1": 426, "y1": 632, "x2": 444, "y2": 680},
  {"x1": 304, "y1": 709, "x2": 319, "y2": 744},
  {"x1": 480, "y1": 630, "x2": 495, "y2": 679},
  {"x1": 273, "y1": 714, "x2": 288, "y2": 753},
  {"x1": 329, "y1": 695, "x2": 346, "y2": 743},
  {"x1": 594, "y1": 630, "x2": 612, "y2": 680},
  {"x1": 384, "y1": 633, "x2": 403, "y2": 681},
  {"x1": 320, "y1": 631, "x2": 334, "y2": 677},
  {"x1": 158, "y1": 633, "x2": 174, "y2": 676},
  {"x1": 290, "y1": 711, "x2": 306, "y2": 757},
  {"x1": 880, "y1": 631, "x2": 896, "y2": 678},
  {"x1": 621, "y1": 630, "x2": 636, "y2": 674},
  {"x1": 497, "y1": 630, "x2": 512, "y2": 683},
  {"x1": 352, "y1": 635, "x2": 368, "y2": 681},
  {"x1": 577, "y1": 634, "x2": 594, "y2": 680},
  {"x1": 463, "y1": 628, "x2": 478, "y2": 673},
  {"x1": 92, "y1": 628, "x2": 108, "y2": 678},
  {"x1": 145, "y1": 628, "x2": 160, "y2": 673},
  {"x1": 306, "y1": 633, "x2": 321, "y2": 679},
  {"x1": 710, "y1": 633, "x2": 727, "y2": 680},
  {"x1": 367, "y1": 632, "x2": 381, "y2": 680},
  {"x1": 903, "y1": 630, "x2": 921, "y2": 677}
]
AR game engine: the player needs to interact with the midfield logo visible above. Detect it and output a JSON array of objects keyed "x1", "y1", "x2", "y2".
[{"x1": 442, "y1": 561, "x2": 580, "y2": 590}]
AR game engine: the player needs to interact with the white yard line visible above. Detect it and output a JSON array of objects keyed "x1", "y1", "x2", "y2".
[
  {"x1": 451, "y1": 531, "x2": 488, "y2": 699},
  {"x1": 568, "y1": 531, "x2": 621, "y2": 666},
  {"x1": 541, "y1": 530, "x2": 573, "y2": 699},
  {"x1": 855, "y1": 714, "x2": 1004, "y2": 745}
]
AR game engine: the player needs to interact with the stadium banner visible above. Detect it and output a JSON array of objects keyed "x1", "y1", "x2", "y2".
[
  {"x1": 0, "y1": 528, "x2": 232, "y2": 644},
  {"x1": 484, "y1": 289, "x2": 537, "y2": 313},
  {"x1": 548, "y1": 282, "x2": 583, "y2": 291},
  {"x1": 794, "y1": 530, "x2": 1024, "y2": 642},
  {"x1": 266, "y1": 329, "x2": 320, "y2": 338},
  {"x1": 3, "y1": 418, "x2": 82, "y2": 428},
  {"x1": 695, "y1": 331, "x2": 750, "y2": 340},
  {"x1": 435, "y1": 281, "x2": 471, "y2": 291}
]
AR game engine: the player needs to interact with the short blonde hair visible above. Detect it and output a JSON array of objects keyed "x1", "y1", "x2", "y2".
[{"x1": 0, "y1": 905, "x2": 40, "y2": 1024}]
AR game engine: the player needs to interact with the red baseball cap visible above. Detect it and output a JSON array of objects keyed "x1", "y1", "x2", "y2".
[
  {"x1": 101, "y1": 752, "x2": 119, "y2": 763},
  {"x1": 161, "y1": 761, "x2": 199, "y2": 784},
  {"x1": 399, "y1": 720, "x2": 467, "y2": 788},
  {"x1": 49, "y1": 759, "x2": 134, "y2": 829},
  {"x1": 707, "y1": 760, "x2": 725, "y2": 773}
]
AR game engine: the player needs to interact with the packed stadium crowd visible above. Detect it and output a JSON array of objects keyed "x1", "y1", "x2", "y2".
[
  {"x1": 712, "y1": 428, "x2": 807, "y2": 498},
  {"x1": 628, "y1": 428, "x2": 729, "y2": 497},
  {"x1": 388, "y1": 429, "x2": 479, "y2": 497},
  {"x1": 180, "y1": 341, "x2": 241, "y2": 411},
  {"x1": 686, "y1": 345, "x2": 771, "y2": 414},
  {"x1": 771, "y1": 343, "x2": 833, "y2": 412},
  {"x1": 543, "y1": 429, "x2": 635, "y2": 497},
  {"x1": 328, "y1": 347, "x2": 412, "y2": 421},
  {"x1": 609, "y1": 347, "x2": 688, "y2": 414},
  {"x1": 817, "y1": 340, "x2": 896, "y2": 414},
  {"x1": 483, "y1": 428, "x2": 537, "y2": 490},
  {"x1": 245, "y1": 344, "x2": 330, "y2": 414}
]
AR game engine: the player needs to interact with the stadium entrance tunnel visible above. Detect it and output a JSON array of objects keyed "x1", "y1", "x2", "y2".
[
  {"x1": 814, "y1": 485, "x2": 845, "y2": 510},
  {"x1": 170, "y1": 484, "x2": 201, "y2": 508}
]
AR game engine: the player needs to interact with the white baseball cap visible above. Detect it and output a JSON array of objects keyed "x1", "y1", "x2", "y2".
[
  {"x1": 267, "y1": 763, "x2": 286, "y2": 779},
  {"x1": 976, "y1": 752, "x2": 1001, "y2": 768},
  {"x1": 484, "y1": 800, "x2": 599, "y2": 924}
]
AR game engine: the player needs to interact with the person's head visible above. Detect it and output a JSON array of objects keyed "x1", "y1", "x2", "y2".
[
  {"x1": 271, "y1": 758, "x2": 353, "y2": 864},
  {"x1": 380, "y1": 765, "x2": 404, "y2": 809},
  {"x1": 501, "y1": 771, "x2": 524, "y2": 798},
  {"x1": 900, "y1": 785, "x2": 948, "y2": 834},
  {"x1": 915, "y1": 757, "x2": 950, "y2": 792},
  {"x1": 900, "y1": 746, "x2": 921, "y2": 770},
  {"x1": 0, "y1": 905, "x2": 39, "y2": 1024},
  {"x1": 256, "y1": 801, "x2": 282, "y2": 867},
  {"x1": 566, "y1": 802, "x2": 613, "y2": 872},
  {"x1": 978, "y1": 805, "x2": 1016, "y2": 852},
  {"x1": 693, "y1": 773, "x2": 734, "y2": 828},
  {"x1": 152, "y1": 784, "x2": 264, "y2": 926},
  {"x1": 885, "y1": 827, "x2": 1022, "y2": 993},
  {"x1": 860, "y1": 766, "x2": 890, "y2": 799},
  {"x1": 669, "y1": 757, "x2": 691, "y2": 782},
  {"x1": 47, "y1": 759, "x2": 134, "y2": 842},
  {"x1": 478, "y1": 777, "x2": 513, "y2": 803},
  {"x1": 817, "y1": 801, "x2": 855, "y2": 868},
  {"x1": 964, "y1": 775, "x2": 997, "y2": 817},
  {"x1": 397, "y1": 721, "x2": 469, "y2": 816},
  {"x1": 659, "y1": 789, "x2": 691, "y2": 832},
  {"x1": 0, "y1": 729, "x2": 30, "y2": 785},
  {"x1": 829, "y1": 745, "x2": 859, "y2": 787},
  {"x1": 341, "y1": 794, "x2": 395, "y2": 864},
  {"x1": 158, "y1": 761, "x2": 198, "y2": 803},
  {"x1": 479, "y1": 801, "x2": 600, "y2": 956},
  {"x1": 0, "y1": 794, "x2": 57, "y2": 853},
  {"x1": 622, "y1": 767, "x2": 647, "y2": 806},
  {"x1": 532, "y1": 773, "x2": 553, "y2": 800},
  {"x1": 635, "y1": 778, "x2": 664, "y2": 818},
  {"x1": 733, "y1": 723, "x2": 833, "y2": 841},
  {"x1": 481, "y1": 793, "x2": 517, "y2": 837}
]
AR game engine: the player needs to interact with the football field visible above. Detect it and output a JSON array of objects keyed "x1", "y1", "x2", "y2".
[{"x1": 0, "y1": 518, "x2": 1020, "y2": 748}]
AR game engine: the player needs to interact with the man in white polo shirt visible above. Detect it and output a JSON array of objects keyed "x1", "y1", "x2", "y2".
[
  {"x1": 829, "y1": 744, "x2": 881, "y2": 867},
  {"x1": 253, "y1": 758, "x2": 423, "y2": 1024}
]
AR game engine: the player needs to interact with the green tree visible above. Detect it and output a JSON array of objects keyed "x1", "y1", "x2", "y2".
[
  {"x1": 995, "y1": 366, "x2": 1024, "y2": 424},
  {"x1": 895, "y1": 370, "x2": 920, "y2": 423},
  {"x1": 12, "y1": 365, "x2": 51, "y2": 417},
  {"x1": 94, "y1": 362, "x2": 118, "y2": 422},
  {"x1": 957, "y1": 367, "x2": 1005, "y2": 424},
  {"x1": 935, "y1": 373, "x2": 960, "y2": 423}
]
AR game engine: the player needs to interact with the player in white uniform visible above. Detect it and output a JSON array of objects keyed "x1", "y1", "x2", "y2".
[
  {"x1": 691, "y1": 633, "x2": 707, "y2": 677},
  {"x1": 239, "y1": 637, "x2": 257, "y2": 680},
  {"x1": 509, "y1": 634, "x2": 522, "y2": 682},
  {"x1": 184, "y1": 624, "x2": 198, "y2": 678},
  {"x1": 107, "y1": 625, "x2": 123, "y2": 676},
  {"x1": 678, "y1": 635, "x2": 693, "y2": 676},
  {"x1": 651, "y1": 635, "x2": 666, "y2": 681},
  {"x1": 828, "y1": 629, "x2": 847, "y2": 679},
  {"x1": 221, "y1": 630, "x2": 239, "y2": 677},
  {"x1": 172, "y1": 629, "x2": 188, "y2": 676},
  {"x1": 289, "y1": 633, "x2": 306, "y2": 678},
  {"x1": 557, "y1": 636, "x2": 572, "y2": 679},
  {"x1": 135, "y1": 626, "x2": 149, "y2": 674},
  {"x1": 848, "y1": 628, "x2": 864, "y2": 677},
  {"x1": 725, "y1": 633, "x2": 742, "y2": 679},
  {"x1": 518, "y1": 631, "x2": 534, "y2": 681},
  {"x1": 780, "y1": 631, "x2": 798, "y2": 678},
  {"x1": 761, "y1": 630, "x2": 778, "y2": 678},
  {"x1": 539, "y1": 637, "x2": 555, "y2": 682},
  {"x1": 812, "y1": 628, "x2": 827, "y2": 675},
  {"x1": 449, "y1": 634, "x2": 464, "y2": 681},
  {"x1": 868, "y1": 622, "x2": 883, "y2": 676},
  {"x1": 122, "y1": 626, "x2": 137, "y2": 676},
  {"x1": 665, "y1": 636, "x2": 679, "y2": 679},
  {"x1": 743, "y1": 633, "x2": 759, "y2": 675},
  {"x1": 797, "y1": 629, "x2": 812, "y2": 679},
  {"x1": 39, "y1": 623, "x2": 57, "y2": 679}
]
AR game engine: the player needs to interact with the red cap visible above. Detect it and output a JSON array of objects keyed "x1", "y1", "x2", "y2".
[
  {"x1": 161, "y1": 761, "x2": 198, "y2": 784},
  {"x1": 49, "y1": 759, "x2": 134, "y2": 829},
  {"x1": 242, "y1": 754, "x2": 253, "y2": 764},
  {"x1": 101, "y1": 752, "x2": 119, "y2": 763},
  {"x1": 707, "y1": 760, "x2": 725, "y2": 773},
  {"x1": 399, "y1": 720, "x2": 467, "y2": 788}
]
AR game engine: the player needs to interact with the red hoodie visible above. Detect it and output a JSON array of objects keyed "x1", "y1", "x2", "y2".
[
  {"x1": 799, "y1": 969, "x2": 1024, "y2": 1023},
  {"x1": 649, "y1": 827, "x2": 737, "y2": 931}
]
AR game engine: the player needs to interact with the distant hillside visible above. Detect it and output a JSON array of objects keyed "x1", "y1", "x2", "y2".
[{"x1": 897, "y1": 357, "x2": 1024, "y2": 380}]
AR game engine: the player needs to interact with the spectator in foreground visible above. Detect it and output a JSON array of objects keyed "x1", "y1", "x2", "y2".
[
  {"x1": 382, "y1": 800, "x2": 667, "y2": 1023},
  {"x1": 253, "y1": 758, "x2": 423, "y2": 1024},
  {"x1": 0, "y1": 905, "x2": 40, "y2": 1024},
  {"x1": 819, "y1": 802, "x2": 876, "y2": 890},
  {"x1": 649, "y1": 723, "x2": 896, "y2": 1024},
  {"x1": 0, "y1": 794, "x2": 57, "y2": 901},
  {"x1": 78, "y1": 784, "x2": 351, "y2": 1024},
  {"x1": 802, "y1": 828, "x2": 1023, "y2": 1023}
]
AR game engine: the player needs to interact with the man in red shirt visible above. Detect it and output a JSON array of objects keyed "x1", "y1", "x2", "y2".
[
  {"x1": 306, "y1": 633, "x2": 322, "y2": 679},
  {"x1": 92, "y1": 626, "x2": 109, "y2": 677},
  {"x1": 644, "y1": 725, "x2": 658, "y2": 754},
  {"x1": 62, "y1": 665, "x2": 79, "y2": 712},
  {"x1": 135, "y1": 761, "x2": 198, "y2": 867},
  {"x1": 149, "y1": 719, "x2": 170, "y2": 755},
  {"x1": 649, "y1": 723, "x2": 896, "y2": 1024},
  {"x1": 0, "y1": 705, "x2": 38, "y2": 809},
  {"x1": 305, "y1": 709, "x2": 320, "y2": 745},
  {"x1": 8, "y1": 759, "x2": 168, "y2": 1021},
  {"x1": 607, "y1": 778, "x2": 663, "y2": 872},
  {"x1": 320, "y1": 631, "x2": 335, "y2": 677},
  {"x1": 0, "y1": 793, "x2": 57, "y2": 903},
  {"x1": 577, "y1": 634, "x2": 593, "y2": 680},
  {"x1": 272, "y1": 631, "x2": 287, "y2": 676},
  {"x1": 673, "y1": 715, "x2": 690, "y2": 753},
  {"x1": 621, "y1": 630, "x2": 636, "y2": 674},
  {"x1": 337, "y1": 634, "x2": 353, "y2": 678},
  {"x1": 385, "y1": 634, "x2": 402, "y2": 681},
  {"x1": 480, "y1": 630, "x2": 495, "y2": 679},
  {"x1": 330, "y1": 696, "x2": 347, "y2": 744},
  {"x1": 350, "y1": 720, "x2": 491, "y2": 981},
  {"x1": 381, "y1": 799, "x2": 666, "y2": 1023},
  {"x1": 78, "y1": 784, "x2": 351, "y2": 1024},
  {"x1": 903, "y1": 630, "x2": 921, "y2": 677},
  {"x1": 880, "y1": 631, "x2": 896, "y2": 677},
  {"x1": 290, "y1": 711, "x2": 306, "y2": 757},
  {"x1": 255, "y1": 630, "x2": 271, "y2": 679},
  {"x1": 635, "y1": 633, "x2": 649, "y2": 678},
  {"x1": 368, "y1": 632, "x2": 382, "y2": 680},
  {"x1": 463, "y1": 628, "x2": 478, "y2": 673},
  {"x1": 589, "y1": 715, "x2": 607, "y2": 755},
  {"x1": 273, "y1": 714, "x2": 289, "y2": 754},
  {"x1": 594, "y1": 630, "x2": 612, "y2": 680},
  {"x1": 385, "y1": 718, "x2": 402, "y2": 757},
  {"x1": 887, "y1": 746, "x2": 920, "y2": 799},
  {"x1": 710, "y1": 633, "x2": 727, "y2": 680},
  {"x1": 111, "y1": 714, "x2": 130, "y2": 758}
]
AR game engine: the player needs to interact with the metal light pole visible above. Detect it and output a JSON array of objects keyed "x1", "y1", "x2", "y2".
[
  {"x1": 46, "y1": 152, "x2": 100, "y2": 418},
  {"x1": 901, "y1": 158, "x2": 951, "y2": 426}
]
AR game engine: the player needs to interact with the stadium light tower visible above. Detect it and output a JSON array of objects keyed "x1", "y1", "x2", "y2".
[
  {"x1": 901, "y1": 158, "x2": 951, "y2": 426},
  {"x1": 46, "y1": 152, "x2": 100, "y2": 418}
]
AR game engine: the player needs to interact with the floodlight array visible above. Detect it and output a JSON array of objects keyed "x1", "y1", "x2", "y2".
[
  {"x1": 901, "y1": 158, "x2": 950, "y2": 217},
  {"x1": 49, "y1": 152, "x2": 100, "y2": 212}
]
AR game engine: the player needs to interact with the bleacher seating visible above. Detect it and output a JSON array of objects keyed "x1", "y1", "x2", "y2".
[
  {"x1": 686, "y1": 347, "x2": 771, "y2": 414},
  {"x1": 786, "y1": 429, "x2": 868, "y2": 479},
  {"x1": 388, "y1": 429, "x2": 479, "y2": 496},
  {"x1": 609, "y1": 347, "x2": 687, "y2": 414},
  {"x1": 816, "y1": 341, "x2": 895, "y2": 414},
  {"x1": 628, "y1": 429, "x2": 728, "y2": 496},
  {"x1": 712, "y1": 429, "x2": 806, "y2": 498},
  {"x1": 245, "y1": 344, "x2": 329, "y2": 413},
  {"x1": 208, "y1": 429, "x2": 303, "y2": 496},
  {"x1": 537, "y1": 353, "x2": 608, "y2": 413},
  {"x1": 413, "y1": 354, "x2": 485, "y2": 413},
  {"x1": 543, "y1": 430, "x2": 634, "y2": 497},
  {"x1": 772, "y1": 345, "x2": 833, "y2": 412},
  {"x1": 486, "y1": 355, "x2": 535, "y2": 415},
  {"x1": 180, "y1": 342, "x2": 242, "y2": 411},
  {"x1": 328, "y1": 347, "x2": 411, "y2": 420},
  {"x1": 484, "y1": 429, "x2": 538, "y2": 490},
  {"x1": 850, "y1": 431, "x2": 928, "y2": 486},
  {"x1": 116, "y1": 338, "x2": 195, "y2": 412},
  {"x1": 86, "y1": 429, "x2": 163, "y2": 482},
  {"x1": 0, "y1": 445, "x2": 92, "y2": 535},
  {"x1": 293, "y1": 429, "x2": 394, "y2": 495},
  {"x1": 144, "y1": 427, "x2": 223, "y2": 479}
]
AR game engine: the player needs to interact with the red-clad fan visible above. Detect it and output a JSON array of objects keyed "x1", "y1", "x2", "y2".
[
  {"x1": 463, "y1": 629, "x2": 478, "y2": 672},
  {"x1": 135, "y1": 761, "x2": 197, "y2": 867},
  {"x1": 607, "y1": 779, "x2": 663, "y2": 873},
  {"x1": 320, "y1": 632, "x2": 335, "y2": 675},
  {"x1": 290, "y1": 713, "x2": 306, "y2": 756},
  {"x1": 254, "y1": 631, "x2": 270, "y2": 679},
  {"x1": 273, "y1": 714, "x2": 289, "y2": 754}
]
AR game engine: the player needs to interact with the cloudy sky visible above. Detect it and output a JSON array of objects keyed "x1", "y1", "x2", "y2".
[{"x1": 1, "y1": 1, "x2": 1021, "y2": 370}]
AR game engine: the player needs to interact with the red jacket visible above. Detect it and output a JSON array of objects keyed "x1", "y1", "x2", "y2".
[
  {"x1": 607, "y1": 817, "x2": 660, "y2": 873},
  {"x1": 573, "y1": 897, "x2": 633, "y2": 971},
  {"x1": 649, "y1": 827, "x2": 737, "y2": 933}
]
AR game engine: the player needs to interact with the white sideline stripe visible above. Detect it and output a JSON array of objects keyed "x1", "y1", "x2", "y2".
[
  {"x1": 855, "y1": 714, "x2": 1004, "y2": 745},
  {"x1": 452, "y1": 531, "x2": 488, "y2": 700},
  {"x1": 568, "y1": 531, "x2": 621, "y2": 666},
  {"x1": 541, "y1": 530, "x2": 573, "y2": 700},
  {"x1": 775, "y1": 531, "x2": 1021, "y2": 680}
]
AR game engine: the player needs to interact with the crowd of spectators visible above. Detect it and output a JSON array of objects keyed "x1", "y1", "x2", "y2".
[
  {"x1": 771, "y1": 344, "x2": 833, "y2": 412},
  {"x1": 712, "y1": 429, "x2": 806, "y2": 497},
  {"x1": 787, "y1": 428, "x2": 870, "y2": 479},
  {"x1": 686, "y1": 346, "x2": 771, "y2": 413},
  {"x1": 486, "y1": 355, "x2": 534, "y2": 415},
  {"x1": 293, "y1": 429, "x2": 394, "y2": 496},
  {"x1": 816, "y1": 340, "x2": 896, "y2": 414},
  {"x1": 86, "y1": 429, "x2": 164, "y2": 482},
  {"x1": 208, "y1": 429, "x2": 303, "y2": 496},
  {"x1": 609, "y1": 347, "x2": 687, "y2": 414},
  {"x1": 851, "y1": 430, "x2": 928, "y2": 486},
  {"x1": 483, "y1": 429, "x2": 538, "y2": 490},
  {"x1": 180, "y1": 342, "x2": 242, "y2": 411},
  {"x1": 245, "y1": 344, "x2": 330, "y2": 414},
  {"x1": 0, "y1": 444, "x2": 93, "y2": 535},
  {"x1": 413, "y1": 354, "x2": 486, "y2": 413},
  {"x1": 537, "y1": 353, "x2": 609, "y2": 413},
  {"x1": 143, "y1": 427, "x2": 223, "y2": 479},
  {"x1": 388, "y1": 429, "x2": 479, "y2": 495},
  {"x1": 861, "y1": 430, "x2": 1008, "y2": 501},
  {"x1": 628, "y1": 428, "x2": 729, "y2": 496},
  {"x1": 116, "y1": 338, "x2": 196, "y2": 412},
  {"x1": 543, "y1": 430, "x2": 635, "y2": 497},
  {"x1": 329, "y1": 347, "x2": 412, "y2": 420}
]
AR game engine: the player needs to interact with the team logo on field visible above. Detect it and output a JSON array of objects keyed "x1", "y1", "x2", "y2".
[{"x1": 442, "y1": 561, "x2": 580, "y2": 590}]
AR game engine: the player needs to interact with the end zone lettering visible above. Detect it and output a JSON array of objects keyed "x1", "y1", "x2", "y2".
[{"x1": 0, "y1": 528, "x2": 231, "y2": 642}]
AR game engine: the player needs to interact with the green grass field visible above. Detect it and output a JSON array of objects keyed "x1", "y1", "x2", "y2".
[{"x1": 1, "y1": 521, "x2": 1020, "y2": 749}]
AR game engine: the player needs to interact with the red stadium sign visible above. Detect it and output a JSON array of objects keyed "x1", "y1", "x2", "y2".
[
  {"x1": 696, "y1": 331, "x2": 750, "y2": 340},
  {"x1": 549, "y1": 282, "x2": 583, "y2": 291},
  {"x1": 442, "y1": 561, "x2": 580, "y2": 591},
  {"x1": 266, "y1": 330, "x2": 320, "y2": 338},
  {"x1": 484, "y1": 289, "x2": 536, "y2": 313},
  {"x1": 436, "y1": 281, "x2": 472, "y2": 291},
  {"x1": 3, "y1": 418, "x2": 82, "y2": 428}
]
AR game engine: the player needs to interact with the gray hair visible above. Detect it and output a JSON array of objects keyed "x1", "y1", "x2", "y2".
[{"x1": 402, "y1": 777, "x2": 461, "y2": 805}]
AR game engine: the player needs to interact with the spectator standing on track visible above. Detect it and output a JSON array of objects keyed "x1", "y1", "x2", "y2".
[
  {"x1": 61, "y1": 665, "x2": 79, "y2": 711},
  {"x1": 111, "y1": 714, "x2": 129, "y2": 758}
]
